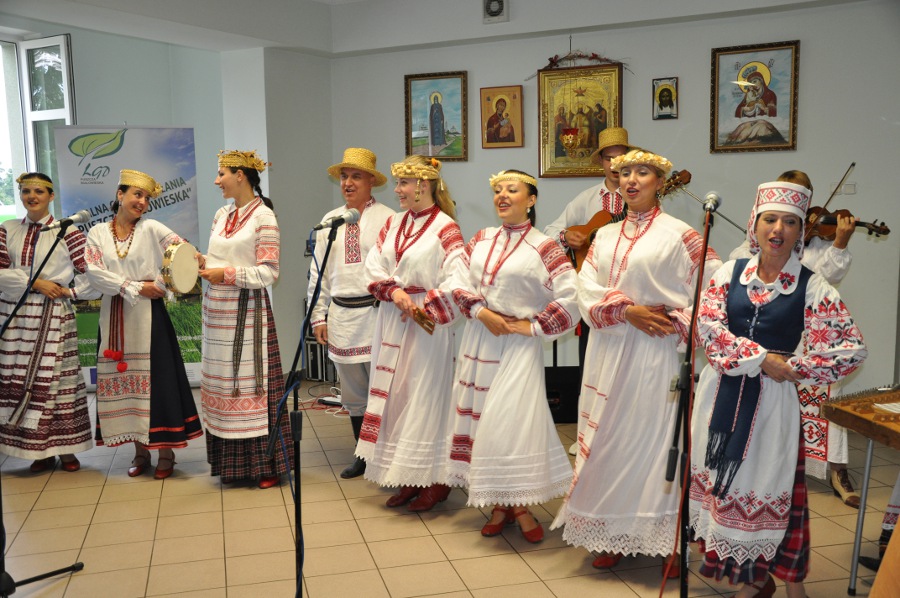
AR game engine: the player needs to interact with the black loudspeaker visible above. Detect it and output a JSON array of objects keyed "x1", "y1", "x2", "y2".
[{"x1": 545, "y1": 365, "x2": 581, "y2": 423}]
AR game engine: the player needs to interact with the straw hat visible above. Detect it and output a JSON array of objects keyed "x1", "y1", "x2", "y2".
[
  {"x1": 589, "y1": 127, "x2": 636, "y2": 165},
  {"x1": 327, "y1": 148, "x2": 387, "y2": 187}
]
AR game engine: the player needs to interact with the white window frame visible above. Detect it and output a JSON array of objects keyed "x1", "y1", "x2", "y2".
[{"x1": 18, "y1": 34, "x2": 77, "y2": 172}]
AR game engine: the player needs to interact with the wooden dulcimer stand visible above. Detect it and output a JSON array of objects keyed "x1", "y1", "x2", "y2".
[{"x1": 821, "y1": 385, "x2": 900, "y2": 595}]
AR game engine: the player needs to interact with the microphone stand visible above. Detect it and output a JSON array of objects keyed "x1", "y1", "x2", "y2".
[
  {"x1": 0, "y1": 222, "x2": 85, "y2": 596},
  {"x1": 664, "y1": 200, "x2": 717, "y2": 598},
  {"x1": 267, "y1": 221, "x2": 341, "y2": 598},
  {"x1": 678, "y1": 186, "x2": 746, "y2": 235}
]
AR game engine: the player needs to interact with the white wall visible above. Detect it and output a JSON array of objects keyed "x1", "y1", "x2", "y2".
[
  {"x1": 263, "y1": 48, "x2": 334, "y2": 369},
  {"x1": 329, "y1": 0, "x2": 900, "y2": 392}
]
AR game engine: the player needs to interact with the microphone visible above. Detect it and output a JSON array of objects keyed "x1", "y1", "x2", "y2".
[
  {"x1": 313, "y1": 208, "x2": 360, "y2": 231},
  {"x1": 41, "y1": 209, "x2": 91, "y2": 231},
  {"x1": 703, "y1": 192, "x2": 721, "y2": 213}
]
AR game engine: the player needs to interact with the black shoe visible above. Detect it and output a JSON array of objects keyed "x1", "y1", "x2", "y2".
[
  {"x1": 340, "y1": 457, "x2": 366, "y2": 479},
  {"x1": 857, "y1": 555, "x2": 882, "y2": 571}
]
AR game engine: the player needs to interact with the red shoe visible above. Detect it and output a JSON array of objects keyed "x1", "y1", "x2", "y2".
[
  {"x1": 740, "y1": 575, "x2": 775, "y2": 598},
  {"x1": 662, "y1": 553, "x2": 681, "y2": 579},
  {"x1": 407, "y1": 484, "x2": 451, "y2": 512},
  {"x1": 386, "y1": 486, "x2": 420, "y2": 508},
  {"x1": 592, "y1": 553, "x2": 623, "y2": 569},
  {"x1": 60, "y1": 456, "x2": 81, "y2": 472},
  {"x1": 154, "y1": 455, "x2": 176, "y2": 480},
  {"x1": 481, "y1": 506, "x2": 515, "y2": 537},
  {"x1": 128, "y1": 455, "x2": 149, "y2": 477},
  {"x1": 258, "y1": 475, "x2": 280, "y2": 489},
  {"x1": 30, "y1": 457, "x2": 56, "y2": 473},
  {"x1": 512, "y1": 508, "x2": 544, "y2": 543}
]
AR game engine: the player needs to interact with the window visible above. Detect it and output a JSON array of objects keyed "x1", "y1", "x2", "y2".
[{"x1": 0, "y1": 34, "x2": 76, "y2": 221}]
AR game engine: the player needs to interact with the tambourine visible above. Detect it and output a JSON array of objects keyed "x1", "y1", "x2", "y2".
[{"x1": 161, "y1": 242, "x2": 199, "y2": 294}]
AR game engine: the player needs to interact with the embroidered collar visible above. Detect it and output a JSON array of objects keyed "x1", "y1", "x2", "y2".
[
  {"x1": 599, "y1": 181, "x2": 623, "y2": 214},
  {"x1": 740, "y1": 253, "x2": 802, "y2": 296},
  {"x1": 346, "y1": 196, "x2": 375, "y2": 214},
  {"x1": 408, "y1": 204, "x2": 440, "y2": 219},
  {"x1": 624, "y1": 205, "x2": 661, "y2": 223},
  {"x1": 22, "y1": 214, "x2": 52, "y2": 227},
  {"x1": 501, "y1": 221, "x2": 531, "y2": 233},
  {"x1": 230, "y1": 196, "x2": 261, "y2": 216}
]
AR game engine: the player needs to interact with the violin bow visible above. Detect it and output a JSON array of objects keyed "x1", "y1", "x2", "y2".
[
  {"x1": 820, "y1": 162, "x2": 856, "y2": 212},
  {"x1": 669, "y1": 171, "x2": 747, "y2": 234},
  {"x1": 806, "y1": 161, "x2": 855, "y2": 234}
]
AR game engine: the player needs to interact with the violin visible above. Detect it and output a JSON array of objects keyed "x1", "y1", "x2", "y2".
[{"x1": 804, "y1": 206, "x2": 890, "y2": 245}]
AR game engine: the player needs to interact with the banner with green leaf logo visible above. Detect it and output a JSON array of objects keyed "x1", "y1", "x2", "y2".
[{"x1": 53, "y1": 126, "x2": 201, "y2": 385}]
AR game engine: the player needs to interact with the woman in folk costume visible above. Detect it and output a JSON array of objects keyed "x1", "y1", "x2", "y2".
[
  {"x1": 198, "y1": 150, "x2": 290, "y2": 489},
  {"x1": 729, "y1": 170, "x2": 862, "y2": 508},
  {"x1": 445, "y1": 170, "x2": 577, "y2": 543},
  {"x1": 551, "y1": 149, "x2": 722, "y2": 577},
  {"x1": 85, "y1": 169, "x2": 202, "y2": 479},
  {"x1": 0, "y1": 173, "x2": 97, "y2": 473},
  {"x1": 689, "y1": 181, "x2": 867, "y2": 598},
  {"x1": 356, "y1": 155, "x2": 465, "y2": 511}
]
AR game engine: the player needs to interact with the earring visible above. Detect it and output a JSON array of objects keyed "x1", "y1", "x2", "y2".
[{"x1": 414, "y1": 180, "x2": 421, "y2": 202}]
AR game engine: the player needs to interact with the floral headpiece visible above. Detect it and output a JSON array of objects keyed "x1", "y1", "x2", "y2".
[
  {"x1": 15, "y1": 173, "x2": 53, "y2": 191},
  {"x1": 609, "y1": 149, "x2": 673, "y2": 177},
  {"x1": 118, "y1": 169, "x2": 162, "y2": 198},
  {"x1": 218, "y1": 149, "x2": 271, "y2": 173},
  {"x1": 488, "y1": 170, "x2": 537, "y2": 190},
  {"x1": 391, "y1": 157, "x2": 442, "y2": 180},
  {"x1": 391, "y1": 157, "x2": 445, "y2": 190}
]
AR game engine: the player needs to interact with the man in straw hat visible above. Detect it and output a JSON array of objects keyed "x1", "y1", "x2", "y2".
[
  {"x1": 543, "y1": 126, "x2": 635, "y2": 251},
  {"x1": 543, "y1": 127, "x2": 635, "y2": 455},
  {"x1": 308, "y1": 148, "x2": 396, "y2": 479}
]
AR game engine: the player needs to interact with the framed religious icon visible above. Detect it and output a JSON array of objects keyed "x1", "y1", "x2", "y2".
[
  {"x1": 537, "y1": 64, "x2": 622, "y2": 177},
  {"x1": 405, "y1": 71, "x2": 468, "y2": 161},
  {"x1": 652, "y1": 77, "x2": 678, "y2": 120},
  {"x1": 710, "y1": 40, "x2": 799, "y2": 153},
  {"x1": 480, "y1": 85, "x2": 524, "y2": 149}
]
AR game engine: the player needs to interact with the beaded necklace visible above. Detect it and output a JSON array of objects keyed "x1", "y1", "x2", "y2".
[
  {"x1": 110, "y1": 218, "x2": 138, "y2": 259},
  {"x1": 480, "y1": 222, "x2": 531, "y2": 287},
  {"x1": 606, "y1": 206, "x2": 660, "y2": 288},
  {"x1": 395, "y1": 204, "x2": 439, "y2": 264}
]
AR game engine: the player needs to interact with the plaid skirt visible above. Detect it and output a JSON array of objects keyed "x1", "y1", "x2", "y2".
[
  {"x1": 205, "y1": 307, "x2": 292, "y2": 480},
  {"x1": 698, "y1": 428, "x2": 810, "y2": 584}
]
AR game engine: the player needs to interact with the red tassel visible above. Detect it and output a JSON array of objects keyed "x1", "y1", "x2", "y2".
[
  {"x1": 114, "y1": 351, "x2": 124, "y2": 361},
  {"x1": 116, "y1": 362, "x2": 128, "y2": 373},
  {"x1": 103, "y1": 349, "x2": 114, "y2": 358}
]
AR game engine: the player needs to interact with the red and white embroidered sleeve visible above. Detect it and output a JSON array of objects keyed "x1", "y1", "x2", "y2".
[
  {"x1": 586, "y1": 290, "x2": 633, "y2": 329},
  {"x1": 533, "y1": 239, "x2": 577, "y2": 337},
  {"x1": 447, "y1": 231, "x2": 485, "y2": 319},
  {"x1": 231, "y1": 214, "x2": 279, "y2": 289},
  {"x1": 696, "y1": 269, "x2": 765, "y2": 374},
  {"x1": 791, "y1": 282, "x2": 867, "y2": 385}
]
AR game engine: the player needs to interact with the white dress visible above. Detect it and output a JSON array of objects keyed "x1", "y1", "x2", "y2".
[
  {"x1": 551, "y1": 207, "x2": 722, "y2": 557},
  {"x1": 445, "y1": 222, "x2": 577, "y2": 507},
  {"x1": 355, "y1": 205, "x2": 464, "y2": 488}
]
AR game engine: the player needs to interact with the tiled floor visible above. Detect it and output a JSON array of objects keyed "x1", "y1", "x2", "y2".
[{"x1": 0, "y1": 382, "x2": 895, "y2": 597}]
